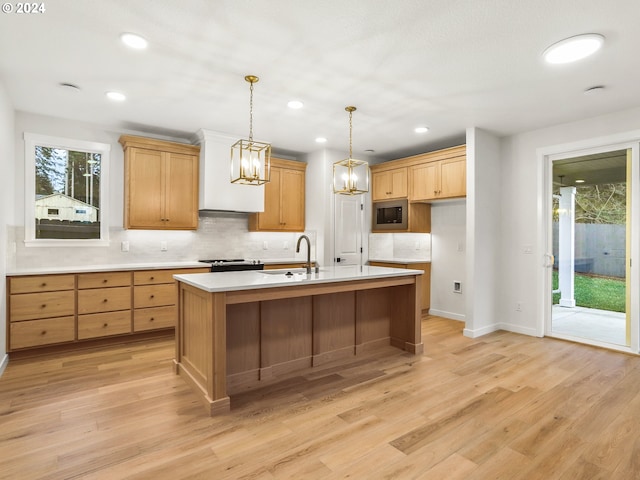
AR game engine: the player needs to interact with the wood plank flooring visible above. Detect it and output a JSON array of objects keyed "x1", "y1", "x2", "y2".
[{"x1": 1, "y1": 316, "x2": 639, "y2": 479}]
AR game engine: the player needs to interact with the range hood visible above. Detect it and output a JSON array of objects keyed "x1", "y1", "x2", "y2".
[{"x1": 195, "y1": 129, "x2": 265, "y2": 213}]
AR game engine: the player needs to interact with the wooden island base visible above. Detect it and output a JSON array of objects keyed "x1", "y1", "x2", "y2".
[{"x1": 174, "y1": 274, "x2": 423, "y2": 416}]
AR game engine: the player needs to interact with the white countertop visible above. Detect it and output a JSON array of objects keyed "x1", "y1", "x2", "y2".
[
  {"x1": 368, "y1": 258, "x2": 431, "y2": 265},
  {"x1": 7, "y1": 261, "x2": 210, "y2": 276},
  {"x1": 174, "y1": 265, "x2": 424, "y2": 293}
]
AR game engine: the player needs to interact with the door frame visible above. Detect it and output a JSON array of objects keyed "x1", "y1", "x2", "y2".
[{"x1": 537, "y1": 131, "x2": 640, "y2": 353}]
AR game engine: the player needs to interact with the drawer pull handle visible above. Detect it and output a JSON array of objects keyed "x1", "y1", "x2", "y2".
[
  {"x1": 150, "y1": 277, "x2": 154, "y2": 281},
  {"x1": 150, "y1": 295, "x2": 155, "y2": 299},
  {"x1": 103, "y1": 323, "x2": 108, "y2": 328},
  {"x1": 41, "y1": 283, "x2": 47, "y2": 287},
  {"x1": 40, "y1": 330, "x2": 47, "y2": 335},
  {"x1": 150, "y1": 317, "x2": 154, "y2": 322},
  {"x1": 103, "y1": 299, "x2": 108, "y2": 303},
  {"x1": 103, "y1": 279, "x2": 108, "y2": 283},
  {"x1": 41, "y1": 304, "x2": 46, "y2": 308}
]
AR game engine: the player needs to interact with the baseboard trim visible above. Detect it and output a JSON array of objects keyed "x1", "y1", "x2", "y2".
[
  {"x1": 0, "y1": 353, "x2": 8, "y2": 378},
  {"x1": 463, "y1": 324, "x2": 501, "y2": 338},
  {"x1": 497, "y1": 322, "x2": 539, "y2": 337},
  {"x1": 428, "y1": 308, "x2": 465, "y2": 322},
  {"x1": 463, "y1": 322, "x2": 540, "y2": 339}
]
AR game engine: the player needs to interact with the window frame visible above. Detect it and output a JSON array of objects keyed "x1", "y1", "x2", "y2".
[{"x1": 24, "y1": 132, "x2": 110, "y2": 247}]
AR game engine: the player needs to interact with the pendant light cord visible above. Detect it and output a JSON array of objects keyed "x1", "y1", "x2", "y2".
[{"x1": 248, "y1": 80, "x2": 254, "y2": 143}]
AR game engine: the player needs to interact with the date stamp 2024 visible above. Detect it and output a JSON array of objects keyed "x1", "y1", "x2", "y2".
[{"x1": 2, "y1": 2, "x2": 46, "y2": 14}]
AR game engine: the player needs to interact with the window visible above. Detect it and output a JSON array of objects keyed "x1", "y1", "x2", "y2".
[{"x1": 24, "y1": 133, "x2": 110, "y2": 246}]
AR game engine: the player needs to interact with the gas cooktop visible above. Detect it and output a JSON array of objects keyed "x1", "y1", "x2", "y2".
[{"x1": 199, "y1": 259, "x2": 264, "y2": 272}]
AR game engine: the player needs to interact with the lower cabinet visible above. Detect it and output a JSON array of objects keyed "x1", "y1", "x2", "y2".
[
  {"x1": 369, "y1": 261, "x2": 431, "y2": 312},
  {"x1": 6, "y1": 267, "x2": 209, "y2": 352}
]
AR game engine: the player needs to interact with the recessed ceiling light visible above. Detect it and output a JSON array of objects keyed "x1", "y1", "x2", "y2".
[
  {"x1": 364, "y1": 149, "x2": 375, "y2": 153},
  {"x1": 414, "y1": 126, "x2": 429, "y2": 133},
  {"x1": 315, "y1": 137, "x2": 327, "y2": 143},
  {"x1": 543, "y1": 33, "x2": 604, "y2": 64},
  {"x1": 575, "y1": 179, "x2": 585, "y2": 183},
  {"x1": 106, "y1": 91, "x2": 126, "y2": 102},
  {"x1": 584, "y1": 85, "x2": 605, "y2": 95},
  {"x1": 120, "y1": 32, "x2": 148, "y2": 49},
  {"x1": 59, "y1": 82, "x2": 81, "y2": 92},
  {"x1": 287, "y1": 100, "x2": 304, "y2": 109}
]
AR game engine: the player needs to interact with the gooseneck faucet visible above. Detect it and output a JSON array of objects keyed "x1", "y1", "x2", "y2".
[{"x1": 296, "y1": 235, "x2": 312, "y2": 274}]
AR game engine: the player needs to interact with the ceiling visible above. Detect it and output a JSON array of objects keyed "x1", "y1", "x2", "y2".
[
  {"x1": 553, "y1": 150, "x2": 627, "y2": 186},
  {"x1": 1, "y1": 0, "x2": 639, "y2": 160}
]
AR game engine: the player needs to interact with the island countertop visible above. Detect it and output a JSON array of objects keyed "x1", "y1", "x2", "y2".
[{"x1": 174, "y1": 264, "x2": 424, "y2": 293}]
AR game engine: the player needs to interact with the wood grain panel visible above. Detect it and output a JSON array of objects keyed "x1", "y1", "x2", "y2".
[
  {"x1": 77, "y1": 286, "x2": 131, "y2": 314},
  {"x1": 134, "y1": 284, "x2": 175, "y2": 308},
  {"x1": 261, "y1": 297, "x2": 312, "y2": 368},
  {"x1": 133, "y1": 305, "x2": 176, "y2": 332},
  {"x1": 10, "y1": 290, "x2": 75, "y2": 321},
  {"x1": 355, "y1": 288, "x2": 391, "y2": 348},
  {"x1": 312, "y1": 292, "x2": 355, "y2": 364},
  {"x1": 226, "y1": 303, "x2": 260, "y2": 375},
  {"x1": 77, "y1": 310, "x2": 132, "y2": 339},
  {"x1": 77, "y1": 271, "x2": 132, "y2": 289},
  {"x1": 10, "y1": 316, "x2": 75, "y2": 349},
  {"x1": 9, "y1": 274, "x2": 75, "y2": 294},
  {"x1": 179, "y1": 287, "x2": 210, "y2": 387}
]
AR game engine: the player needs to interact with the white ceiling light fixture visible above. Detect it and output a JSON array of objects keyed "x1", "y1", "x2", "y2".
[
  {"x1": 543, "y1": 33, "x2": 604, "y2": 64},
  {"x1": 575, "y1": 179, "x2": 585, "y2": 183},
  {"x1": 106, "y1": 91, "x2": 126, "y2": 102},
  {"x1": 315, "y1": 137, "x2": 327, "y2": 143},
  {"x1": 584, "y1": 85, "x2": 605, "y2": 95},
  {"x1": 59, "y1": 82, "x2": 81, "y2": 92},
  {"x1": 414, "y1": 126, "x2": 429, "y2": 133},
  {"x1": 332, "y1": 106, "x2": 369, "y2": 195},
  {"x1": 287, "y1": 100, "x2": 304, "y2": 109},
  {"x1": 120, "y1": 32, "x2": 148, "y2": 50},
  {"x1": 230, "y1": 75, "x2": 271, "y2": 185}
]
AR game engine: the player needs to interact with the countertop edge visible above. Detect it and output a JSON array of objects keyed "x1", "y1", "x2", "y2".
[{"x1": 7, "y1": 262, "x2": 211, "y2": 276}]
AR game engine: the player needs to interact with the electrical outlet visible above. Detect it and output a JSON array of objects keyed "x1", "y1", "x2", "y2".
[
  {"x1": 516, "y1": 302, "x2": 522, "y2": 312},
  {"x1": 263, "y1": 241, "x2": 268, "y2": 250},
  {"x1": 453, "y1": 281, "x2": 462, "y2": 293},
  {"x1": 160, "y1": 241, "x2": 168, "y2": 252},
  {"x1": 415, "y1": 241, "x2": 420, "y2": 250},
  {"x1": 457, "y1": 243, "x2": 463, "y2": 252},
  {"x1": 523, "y1": 245, "x2": 533, "y2": 254},
  {"x1": 121, "y1": 241, "x2": 130, "y2": 252},
  {"x1": 284, "y1": 241, "x2": 289, "y2": 250}
]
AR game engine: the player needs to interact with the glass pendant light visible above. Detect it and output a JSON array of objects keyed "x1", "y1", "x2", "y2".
[
  {"x1": 333, "y1": 106, "x2": 369, "y2": 195},
  {"x1": 230, "y1": 75, "x2": 271, "y2": 185}
]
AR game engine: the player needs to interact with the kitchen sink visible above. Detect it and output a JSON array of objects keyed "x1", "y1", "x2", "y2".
[{"x1": 261, "y1": 268, "x2": 307, "y2": 276}]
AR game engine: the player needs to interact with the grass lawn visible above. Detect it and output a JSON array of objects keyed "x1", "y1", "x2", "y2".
[{"x1": 552, "y1": 270, "x2": 625, "y2": 312}]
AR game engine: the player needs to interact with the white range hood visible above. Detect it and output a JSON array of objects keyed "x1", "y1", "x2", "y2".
[{"x1": 195, "y1": 129, "x2": 265, "y2": 213}]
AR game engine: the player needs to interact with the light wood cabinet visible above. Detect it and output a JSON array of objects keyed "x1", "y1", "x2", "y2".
[
  {"x1": 369, "y1": 261, "x2": 431, "y2": 311},
  {"x1": 6, "y1": 266, "x2": 210, "y2": 352},
  {"x1": 410, "y1": 156, "x2": 466, "y2": 201},
  {"x1": 120, "y1": 135, "x2": 200, "y2": 230},
  {"x1": 249, "y1": 158, "x2": 306, "y2": 232},
  {"x1": 371, "y1": 167, "x2": 408, "y2": 201}
]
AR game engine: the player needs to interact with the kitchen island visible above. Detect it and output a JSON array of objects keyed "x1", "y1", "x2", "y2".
[{"x1": 173, "y1": 265, "x2": 424, "y2": 416}]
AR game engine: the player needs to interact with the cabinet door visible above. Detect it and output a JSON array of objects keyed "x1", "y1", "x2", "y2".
[
  {"x1": 440, "y1": 158, "x2": 466, "y2": 198},
  {"x1": 165, "y1": 152, "x2": 199, "y2": 229},
  {"x1": 257, "y1": 167, "x2": 283, "y2": 230},
  {"x1": 372, "y1": 171, "x2": 392, "y2": 201},
  {"x1": 127, "y1": 148, "x2": 164, "y2": 228},
  {"x1": 390, "y1": 168, "x2": 408, "y2": 198},
  {"x1": 410, "y1": 162, "x2": 440, "y2": 201},
  {"x1": 280, "y1": 168, "x2": 305, "y2": 231}
]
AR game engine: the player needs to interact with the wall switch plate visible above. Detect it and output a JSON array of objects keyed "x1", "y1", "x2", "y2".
[
  {"x1": 523, "y1": 245, "x2": 533, "y2": 254},
  {"x1": 284, "y1": 241, "x2": 289, "y2": 250},
  {"x1": 516, "y1": 302, "x2": 523, "y2": 312},
  {"x1": 415, "y1": 241, "x2": 420, "y2": 250},
  {"x1": 160, "y1": 241, "x2": 168, "y2": 252},
  {"x1": 121, "y1": 241, "x2": 129, "y2": 252},
  {"x1": 457, "y1": 243, "x2": 463, "y2": 252},
  {"x1": 263, "y1": 241, "x2": 268, "y2": 250}
]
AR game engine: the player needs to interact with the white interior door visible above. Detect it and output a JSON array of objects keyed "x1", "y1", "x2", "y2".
[{"x1": 333, "y1": 194, "x2": 364, "y2": 265}]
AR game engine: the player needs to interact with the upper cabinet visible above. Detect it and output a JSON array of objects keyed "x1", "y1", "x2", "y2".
[
  {"x1": 408, "y1": 145, "x2": 466, "y2": 202},
  {"x1": 249, "y1": 158, "x2": 307, "y2": 232},
  {"x1": 371, "y1": 167, "x2": 408, "y2": 201},
  {"x1": 120, "y1": 135, "x2": 200, "y2": 230}
]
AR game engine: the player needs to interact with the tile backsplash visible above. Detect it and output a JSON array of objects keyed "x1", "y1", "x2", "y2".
[
  {"x1": 368, "y1": 232, "x2": 431, "y2": 262},
  {"x1": 6, "y1": 214, "x2": 316, "y2": 271}
]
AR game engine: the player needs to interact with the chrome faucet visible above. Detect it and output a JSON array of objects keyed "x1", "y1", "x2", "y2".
[{"x1": 296, "y1": 234, "x2": 312, "y2": 274}]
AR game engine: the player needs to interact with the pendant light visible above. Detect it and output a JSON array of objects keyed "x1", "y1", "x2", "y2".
[
  {"x1": 333, "y1": 106, "x2": 369, "y2": 195},
  {"x1": 230, "y1": 75, "x2": 271, "y2": 185}
]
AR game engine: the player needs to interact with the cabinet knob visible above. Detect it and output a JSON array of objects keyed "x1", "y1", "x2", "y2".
[
  {"x1": 103, "y1": 279, "x2": 108, "y2": 283},
  {"x1": 103, "y1": 323, "x2": 108, "y2": 328},
  {"x1": 40, "y1": 304, "x2": 46, "y2": 308},
  {"x1": 150, "y1": 277, "x2": 154, "y2": 281},
  {"x1": 150, "y1": 317, "x2": 155, "y2": 322},
  {"x1": 40, "y1": 330, "x2": 47, "y2": 335},
  {"x1": 150, "y1": 295, "x2": 155, "y2": 299},
  {"x1": 40, "y1": 282, "x2": 47, "y2": 287},
  {"x1": 103, "y1": 299, "x2": 108, "y2": 303}
]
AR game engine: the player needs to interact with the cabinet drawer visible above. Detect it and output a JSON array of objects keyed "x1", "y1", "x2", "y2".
[
  {"x1": 10, "y1": 274, "x2": 75, "y2": 294},
  {"x1": 134, "y1": 284, "x2": 176, "y2": 308},
  {"x1": 10, "y1": 316, "x2": 75, "y2": 349},
  {"x1": 77, "y1": 286, "x2": 131, "y2": 314},
  {"x1": 133, "y1": 305, "x2": 176, "y2": 331},
  {"x1": 78, "y1": 311, "x2": 132, "y2": 339},
  {"x1": 78, "y1": 271, "x2": 132, "y2": 289},
  {"x1": 10, "y1": 290, "x2": 75, "y2": 322},
  {"x1": 134, "y1": 270, "x2": 177, "y2": 285}
]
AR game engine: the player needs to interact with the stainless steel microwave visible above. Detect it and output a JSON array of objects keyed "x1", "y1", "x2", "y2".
[{"x1": 373, "y1": 199, "x2": 408, "y2": 230}]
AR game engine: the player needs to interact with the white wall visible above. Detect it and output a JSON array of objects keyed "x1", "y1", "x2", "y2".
[
  {"x1": 430, "y1": 202, "x2": 466, "y2": 320},
  {"x1": 0, "y1": 82, "x2": 15, "y2": 374},
  {"x1": 498, "y1": 106, "x2": 640, "y2": 337}
]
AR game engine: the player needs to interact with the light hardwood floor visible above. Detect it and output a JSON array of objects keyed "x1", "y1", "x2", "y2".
[{"x1": 1, "y1": 316, "x2": 639, "y2": 479}]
